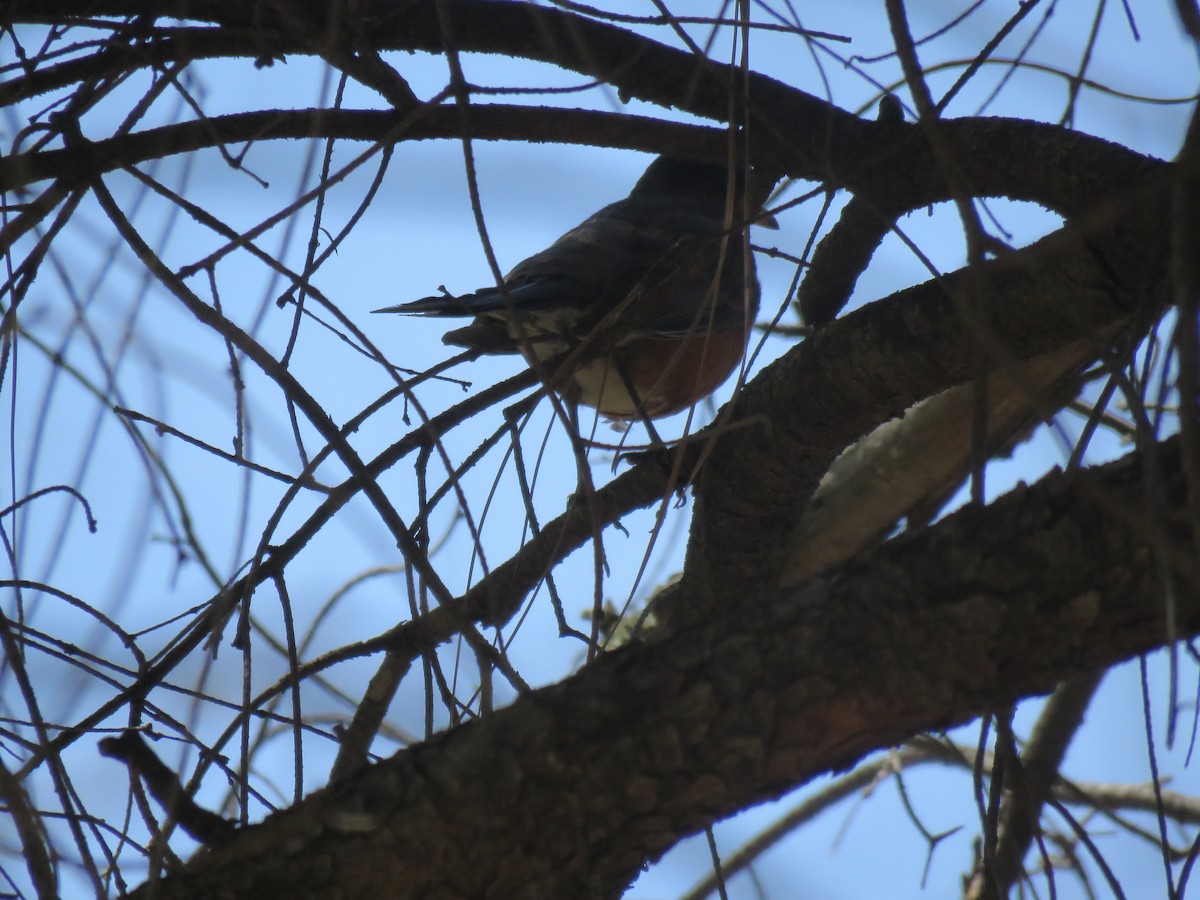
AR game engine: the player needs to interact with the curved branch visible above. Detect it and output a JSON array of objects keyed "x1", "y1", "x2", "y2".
[
  {"x1": 0, "y1": 106, "x2": 718, "y2": 193},
  {"x1": 10, "y1": 1, "x2": 1161, "y2": 216}
]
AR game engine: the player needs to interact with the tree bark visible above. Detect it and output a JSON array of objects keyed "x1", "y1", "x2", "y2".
[{"x1": 133, "y1": 438, "x2": 1197, "y2": 899}]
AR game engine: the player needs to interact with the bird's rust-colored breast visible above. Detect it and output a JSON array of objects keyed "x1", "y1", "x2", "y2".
[{"x1": 555, "y1": 324, "x2": 750, "y2": 419}]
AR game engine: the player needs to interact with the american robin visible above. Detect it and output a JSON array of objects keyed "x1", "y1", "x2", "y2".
[{"x1": 374, "y1": 155, "x2": 763, "y2": 419}]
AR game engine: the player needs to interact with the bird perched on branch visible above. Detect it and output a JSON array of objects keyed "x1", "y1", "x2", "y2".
[{"x1": 374, "y1": 155, "x2": 765, "y2": 420}]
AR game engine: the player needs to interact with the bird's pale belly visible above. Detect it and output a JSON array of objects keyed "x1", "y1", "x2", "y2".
[{"x1": 516, "y1": 324, "x2": 748, "y2": 419}]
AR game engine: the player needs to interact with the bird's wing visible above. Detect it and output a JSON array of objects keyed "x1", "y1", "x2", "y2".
[
  {"x1": 375, "y1": 193, "x2": 743, "y2": 331},
  {"x1": 499, "y1": 197, "x2": 734, "y2": 317},
  {"x1": 562, "y1": 199, "x2": 755, "y2": 339},
  {"x1": 370, "y1": 205, "x2": 654, "y2": 318}
]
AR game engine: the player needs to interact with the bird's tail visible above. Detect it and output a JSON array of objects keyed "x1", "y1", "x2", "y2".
[{"x1": 373, "y1": 280, "x2": 569, "y2": 317}]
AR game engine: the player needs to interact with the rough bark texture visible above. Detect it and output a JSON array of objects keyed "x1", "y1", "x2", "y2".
[{"x1": 132, "y1": 440, "x2": 1196, "y2": 899}]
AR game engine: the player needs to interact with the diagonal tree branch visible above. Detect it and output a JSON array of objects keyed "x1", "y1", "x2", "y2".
[
  {"x1": 129, "y1": 437, "x2": 1198, "y2": 899},
  {"x1": 677, "y1": 171, "x2": 1173, "y2": 620}
]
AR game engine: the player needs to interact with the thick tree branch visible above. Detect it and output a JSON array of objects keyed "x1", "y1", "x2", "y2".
[
  {"x1": 678, "y1": 172, "x2": 1172, "y2": 620},
  {"x1": 6, "y1": 6, "x2": 1196, "y2": 899},
  {"x1": 7, "y1": 1, "x2": 1160, "y2": 215},
  {"x1": 131, "y1": 438, "x2": 1198, "y2": 898}
]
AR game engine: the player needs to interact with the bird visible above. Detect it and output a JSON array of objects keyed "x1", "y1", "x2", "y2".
[{"x1": 374, "y1": 155, "x2": 763, "y2": 420}]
